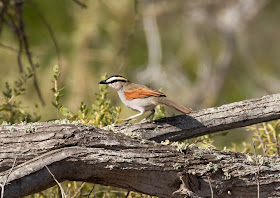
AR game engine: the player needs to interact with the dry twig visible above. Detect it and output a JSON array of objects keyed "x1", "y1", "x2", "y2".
[
  {"x1": 72, "y1": 0, "x2": 87, "y2": 9},
  {"x1": 71, "y1": 182, "x2": 86, "y2": 198},
  {"x1": 0, "y1": 156, "x2": 17, "y2": 198},
  {"x1": 207, "y1": 176, "x2": 214, "y2": 198},
  {"x1": 253, "y1": 141, "x2": 266, "y2": 198},
  {"x1": 44, "y1": 164, "x2": 67, "y2": 198},
  {"x1": 87, "y1": 184, "x2": 95, "y2": 198}
]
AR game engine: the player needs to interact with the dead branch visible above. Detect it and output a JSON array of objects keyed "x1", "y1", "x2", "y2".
[
  {"x1": 16, "y1": 1, "x2": 46, "y2": 106},
  {"x1": 114, "y1": 93, "x2": 280, "y2": 142},
  {"x1": 0, "y1": 0, "x2": 59, "y2": 106},
  {"x1": 0, "y1": 93, "x2": 280, "y2": 198},
  {"x1": 72, "y1": 0, "x2": 88, "y2": 9},
  {"x1": 0, "y1": 123, "x2": 280, "y2": 198},
  {"x1": 27, "y1": 2, "x2": 62, "y2": 68}
]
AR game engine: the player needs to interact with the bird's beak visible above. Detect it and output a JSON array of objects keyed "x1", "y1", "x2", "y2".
[{"x1": 98, "y1": 80, "x2": 107, "y2": 84}]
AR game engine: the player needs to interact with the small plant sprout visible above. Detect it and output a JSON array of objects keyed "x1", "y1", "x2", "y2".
[{"x1": 51, "y1": 65, "x2": 64, "y2": 119}]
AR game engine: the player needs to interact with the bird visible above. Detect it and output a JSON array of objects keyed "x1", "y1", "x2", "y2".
[{"x1": 99, "y1": 75, "x2": 192, "y2": 121}]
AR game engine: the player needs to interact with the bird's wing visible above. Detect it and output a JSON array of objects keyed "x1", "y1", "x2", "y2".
[{"x1": 124, "y1": 88, "x2": 165, "y2": 100}]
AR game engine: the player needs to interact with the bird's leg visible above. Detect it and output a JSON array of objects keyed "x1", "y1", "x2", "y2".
[
  {"x1": 141, "y1": 109, "x2": 155, "y2": 122},
  {"x1": 121, "y1": 111, "x2": 145, "y2": 121}
]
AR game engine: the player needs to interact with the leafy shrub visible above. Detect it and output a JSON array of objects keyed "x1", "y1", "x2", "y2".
[
  {"x1": 0, "y1": 66, "x2": 40, "y2": 124},
  {"x1": 59, "y1": 73, "x2": 121, "y2": 127}
]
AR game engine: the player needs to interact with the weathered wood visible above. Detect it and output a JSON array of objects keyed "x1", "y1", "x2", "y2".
[
  {"x1": 0, "y1": 93, "x2": 280, "y2": 198},
  {"x1": 113, "y1": 93, "x2": 280, "y2": 142},
  {"x1": 0, "y1": 123, "x2": 280, "y2": 198}
]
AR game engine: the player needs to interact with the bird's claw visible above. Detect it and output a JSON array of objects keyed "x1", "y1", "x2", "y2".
[
  {"x1": 140, "y1": 118, "x2": 149, "y2": 123},
  {"x1": 120, "y1": 118, "x2": 137, "y2": 122}
]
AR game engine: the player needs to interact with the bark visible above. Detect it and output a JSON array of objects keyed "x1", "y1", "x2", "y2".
[
  {"x1": 0, "y1": 93, "x2": 280, "y2": 198},
  {"x1": 113, "y1": 93, "x2": 280, "y2": 142}
]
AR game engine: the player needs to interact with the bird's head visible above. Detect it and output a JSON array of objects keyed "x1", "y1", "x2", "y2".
[{"x1": 99, "y1": 75, "x2": 129, "y2": 91}]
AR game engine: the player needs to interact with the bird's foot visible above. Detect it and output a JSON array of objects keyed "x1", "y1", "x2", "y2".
[
  {"x1": 140, "y1": 118, "x2": 150, "y2": 123},
  {"x1": 120, "y1": 118, "x2": 137, "y2": 122}
]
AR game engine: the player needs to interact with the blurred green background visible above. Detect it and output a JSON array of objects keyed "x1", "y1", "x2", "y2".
[{"x1": 0, "y1": 0, "x2": 280, "y2": 150}]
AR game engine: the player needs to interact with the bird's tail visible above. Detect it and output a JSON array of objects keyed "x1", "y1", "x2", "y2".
[{"x1": 157, "y1": 97, "x2": 193, "y2": 114}]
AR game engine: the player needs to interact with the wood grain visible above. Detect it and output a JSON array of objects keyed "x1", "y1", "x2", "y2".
[{"x1": 0, "y1": 93, "x2": 280, "y2": 197}]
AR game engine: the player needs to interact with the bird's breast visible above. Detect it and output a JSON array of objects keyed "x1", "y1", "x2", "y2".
[{"x1": 118, "y1": 91, "x2": 157, "y2": 112}]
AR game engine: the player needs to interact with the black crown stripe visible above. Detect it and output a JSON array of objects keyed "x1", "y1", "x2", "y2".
[{"x1": 107, "y1": 79, "x2": 128, "y2": 84}]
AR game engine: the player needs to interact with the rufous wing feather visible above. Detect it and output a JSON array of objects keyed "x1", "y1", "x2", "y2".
[{"x1": 125, "y1": 88, "x2": 165, "y2": 100}]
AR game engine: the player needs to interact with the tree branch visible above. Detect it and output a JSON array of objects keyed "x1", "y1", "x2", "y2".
[
  {"x1": 113, "y1": 93, "x2": 280, "y2": 142},
  {"x1": 0, "y1": 93, "x2": 279, "y2": 197}
]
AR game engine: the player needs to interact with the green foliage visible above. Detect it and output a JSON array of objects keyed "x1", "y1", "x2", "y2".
[
  {"x1": 151, "y1": 104, "x2": 165, "y2": 120},
  {"x1": 191, "y1": 134, "x2": 215, "y2": 148},
  {"x1": 228, "y1": 121, "x2": 280, "y2": 155},
  {"x1": 0, "y1": 66, "x2": 40, "y2": 124},
  {"x1": 230, "y1": 141, "x2": 251, "y2": 153},
  {"x1": 60, "y1": 74, "x2": 121, "y2": 127},
  {"x1": 24, "y1": 181, "x2": 157, "y2": 198},
  {"x1": 51, "y1": 65, "x2": 64, "y2": 119},
  {"x1": 248, "y1": 121, "x2": 280, "y2": 156},
  {"x1": 175, "y1": 134, "x2": 216, "y2": 150},
  {"x1": 148, "y1": 88, "x2": 166, "y2": 121}
]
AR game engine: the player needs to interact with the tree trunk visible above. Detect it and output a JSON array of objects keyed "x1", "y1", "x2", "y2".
[{"x1": 0, "y1": 93, "x2": 280, "y2": 198}]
